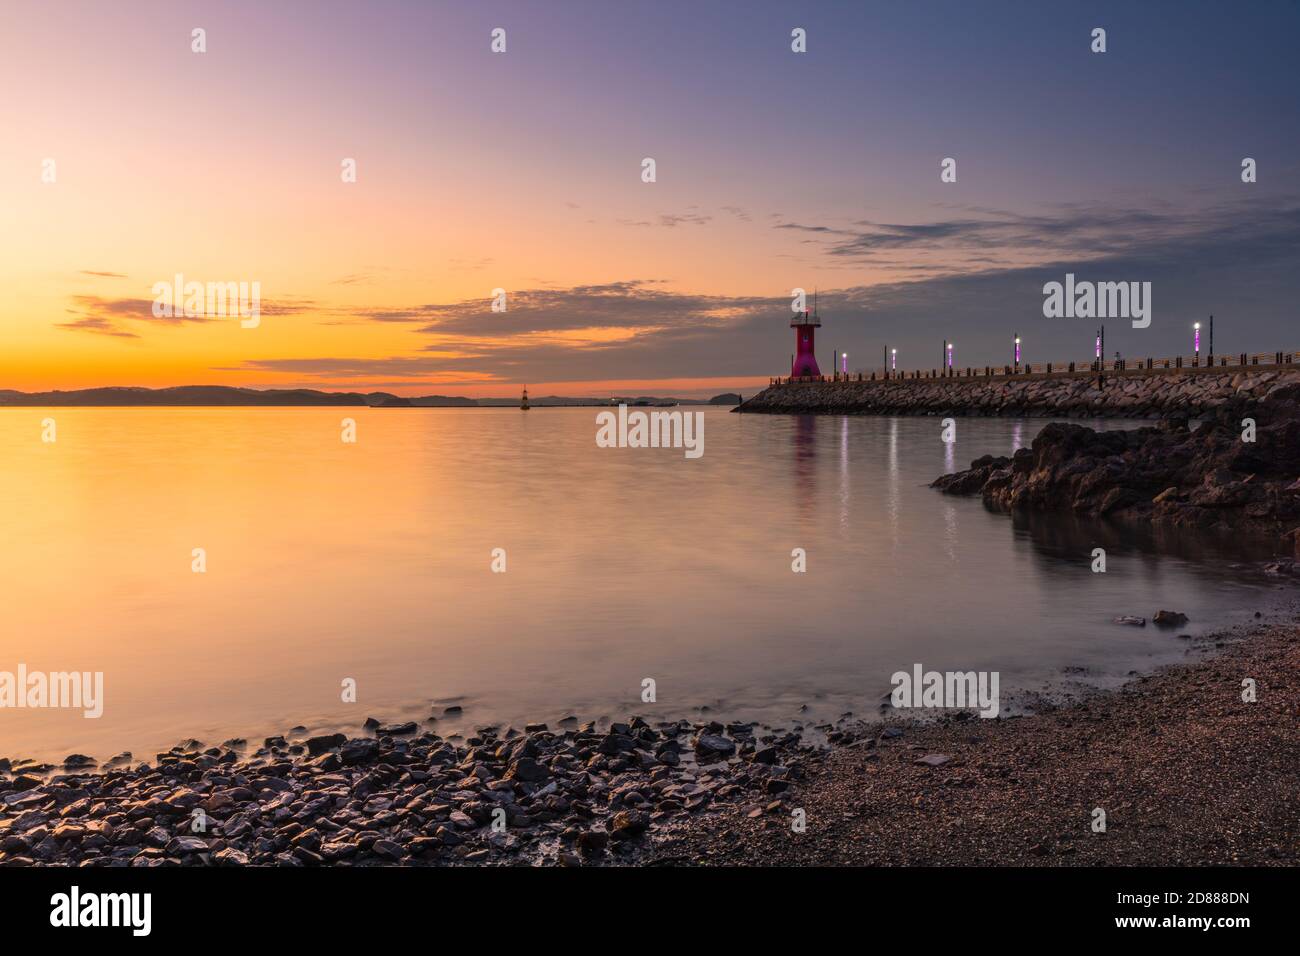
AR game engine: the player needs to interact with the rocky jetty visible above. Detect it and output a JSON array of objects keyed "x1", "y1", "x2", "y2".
[
  {"x1": 737, "y1": 367, "x2": 1300, "y2": 418},
  {"x1": 931, "y1": 382, "x2": 1300, "y2": 537},
  {"x1": 0, "y1": 716, "x2": 829, "y2": 867}
]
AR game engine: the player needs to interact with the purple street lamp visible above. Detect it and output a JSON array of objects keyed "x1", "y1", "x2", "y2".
[
  {"x1": 842, "y1": 352, "x2": 848, "y2": 375},
  {"x1": 1095, "y1": 332, "x2": 1101, "y2": 359},
  {"x1": 1014, "y1": 334, "x2": 1021, "y2": 372},
  {"x1": 947, "y1": 342, "x2": 953, "y2": 373},
  {"x1": 891, "y1": 347, "x2": 897, "y2": 372},
  {"x1": 1194, "y1": 321, "x2": 1201, "y2": 360}
]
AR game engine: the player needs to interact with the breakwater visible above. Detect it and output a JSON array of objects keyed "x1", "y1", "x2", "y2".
[{"x1": 736, "y1": 365, "x2": 1300, "y2": 418}]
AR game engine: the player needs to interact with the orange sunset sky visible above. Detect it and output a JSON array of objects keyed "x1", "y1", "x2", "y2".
[{"x1": 3, "y1": 1, "x2": 1297, "y2": 398}]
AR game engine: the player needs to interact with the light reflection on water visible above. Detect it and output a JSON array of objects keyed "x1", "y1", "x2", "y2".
[{"x1": 0, "y1": 407, "x2": 1284, "y2": 764}]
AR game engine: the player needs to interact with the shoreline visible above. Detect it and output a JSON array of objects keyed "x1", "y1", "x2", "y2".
[
  {"x1": 646, "y1": 607, "x2": 1300, "y2": 867},
  {"x1": 2, "y1": 574, "x2": 1287, "y2": 776},
  {"x1": 2, "y1": 602, "x2": 1295, "y2": 867}
]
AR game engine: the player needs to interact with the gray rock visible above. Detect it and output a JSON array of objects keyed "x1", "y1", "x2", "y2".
[
  {"x1": 166, "y1": 836, "x2": 209, "y2": 854},
  {"x1": 505, "y1": 757, "x2": 550, "y2": 783},
  {"x1": 338, "y1": 739, "x2": 380, "y2": 765},
  {"x1": 914, "y1": 754, "x2": 952, "y2": 767},
  {"x1": 304, "y1": 733, "x2": 347, "y2": 756},
  {"x1": 694, "y1": 734, "x2": 736, "y2": 762},
  {"x1": 371, "y1": 839, "x2": 405, "y2": 861}
]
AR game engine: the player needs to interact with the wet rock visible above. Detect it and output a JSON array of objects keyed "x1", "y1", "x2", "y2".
[
  {"x1": 338, "y1": 739, "x2": 379, "y2": 766},
  {"x1": 371, "y1": 839, "x2": 405, "y2": 861},
  {"x1": 609, "y1": 810, "x2": 650, "y2": 840},
  {"x1": 166, "y1": 836, "x2": 209, "y2": 854},
  {"x1": 50, "y1": 823, "x2": 88, "y2": 842},
  {"x1": 1, "y1": 834, "x2": 32, "y2": 853},
  {"x1": 577, "y1": 829, "x2": 609, "y2": 853},
  {"x1": 304, "y1": 733, "x2": 347, "y2": 756},
  {"x1": 597, "y1": 734, "x2": 637, "y2": 755},
  {"x1": 1153, "y1": 610, "x2": 1189, "y2": 628},
  {"x1": 505, "y1": 757, "x2": 550, "y2": 783},
  {"x1": 0, "y1": 705, "x2": 824, "y2": 869},
  {"x1": 694, "y1": 735, "x2": 736, "y2": 762},
  {"x1": 931, "y1": 384, "x2": 1300, "y2": 534}
]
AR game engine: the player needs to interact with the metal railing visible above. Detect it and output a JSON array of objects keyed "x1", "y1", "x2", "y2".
[{"x1": 769, "y1": 350, "x2": 1299, "y2": 386}]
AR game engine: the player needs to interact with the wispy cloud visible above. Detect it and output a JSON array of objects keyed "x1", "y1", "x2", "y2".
[
  {"x1": 215, "y1": 356, "x2": 474, "y2": 378},
  {"x1": 618, "y1": 209, "x2": 713, "y2": 228},
  {"x1": 56, "y1": 314, "x2": 140, "y2": 339},
  {"x1": 774, "y1": 198, "x2": 1300, "y2": 281},
  {"x1": 56, "y1": 292, "x2": 316, "y2": 337},
  {"x1": 57, "y1": 295, "x2": 207, "y2": 337}
]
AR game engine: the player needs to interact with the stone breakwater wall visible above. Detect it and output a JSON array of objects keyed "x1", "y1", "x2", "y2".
[{"x1": 735, "y1": 367, "x2": 1300, "y2": 418}]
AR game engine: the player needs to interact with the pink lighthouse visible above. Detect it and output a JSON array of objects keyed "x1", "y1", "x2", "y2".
[{"x1": 791, "y1": 295, "x2": 822, "y2": 377}]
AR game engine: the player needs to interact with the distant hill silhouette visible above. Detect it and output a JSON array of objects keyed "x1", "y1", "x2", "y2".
[
  {"x1": 0, "y1": 386, "x2": 397, "y2": 406},
  {"x1": 0, "y1": 385, "x2": 741, "y2": 407}
]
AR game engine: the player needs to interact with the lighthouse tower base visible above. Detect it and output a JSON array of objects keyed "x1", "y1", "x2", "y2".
[{"x1": 791, "y1": 308, "x2": 821, "y2": 377}]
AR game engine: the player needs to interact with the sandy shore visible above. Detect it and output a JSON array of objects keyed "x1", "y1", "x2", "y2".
[{"x1": 647, "y1": 608, "x2": 1300, "y2": 866}]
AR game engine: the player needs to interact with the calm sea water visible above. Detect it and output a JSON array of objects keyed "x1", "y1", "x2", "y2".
[{"x1": 0, "y1": 407, "x2": 1281, "y2": 765}]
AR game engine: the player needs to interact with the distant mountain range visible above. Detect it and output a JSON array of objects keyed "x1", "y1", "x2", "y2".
[{"x1": 0, "y1": 386, "x2": 743, "y2": 407}]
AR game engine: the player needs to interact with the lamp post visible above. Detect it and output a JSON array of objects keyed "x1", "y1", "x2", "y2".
[
  {"x1": 891, "y1": 347, "x2": 897, "y2": 374},
  {"x1": 1208, "y1": 314, "x2": 1214, "y2": 366},
  {"x1": 1014, "y1": 334, "x2": 1021, "y2": 373},
  {"x1": 842, "y1": 352, "x2": 848, "y2": 375},
  {"x1": 946, "y1": 342, "x2": 954, "y2": 376},
  {"x1": 1194, "y1": 321, "x2": 1201, "y2": 365}
]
